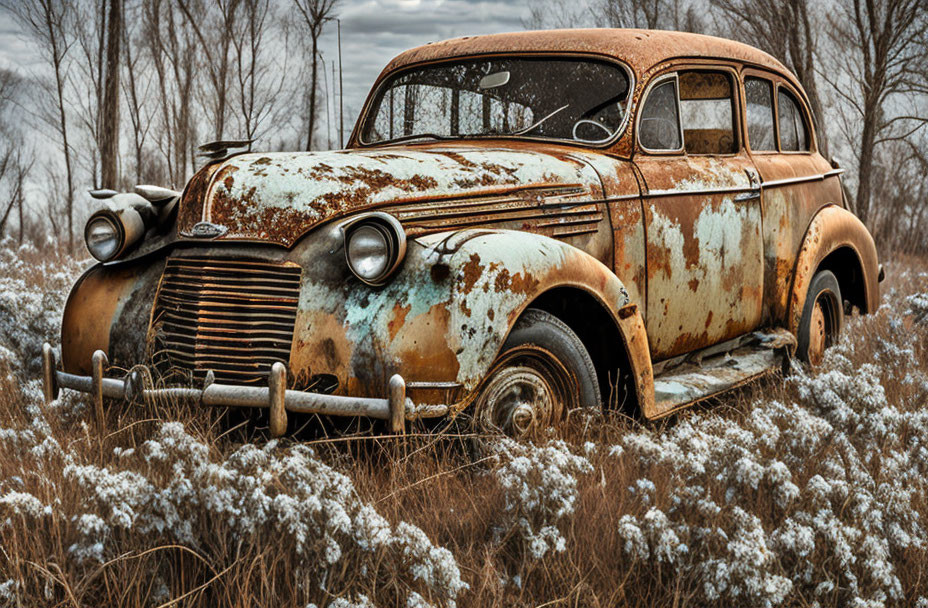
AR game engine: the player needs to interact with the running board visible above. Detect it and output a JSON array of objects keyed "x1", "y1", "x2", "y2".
[{"x1": 649, "y1": 329, "x2": 796, "y2": 419}]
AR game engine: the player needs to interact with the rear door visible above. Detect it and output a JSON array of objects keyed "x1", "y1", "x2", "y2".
[
  {"x1": 634, "y1": 66, "x2": 765, "y2": 360},
  {"x1": 741, "y1": 70, "x2": 843, "y2": 324}
]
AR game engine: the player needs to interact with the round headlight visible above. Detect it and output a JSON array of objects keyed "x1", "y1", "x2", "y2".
[
  {"x1": 84, "y1": 206, "x2": 146, "y2": 262},
  {"x1": 85, "y1": 214, "x2": 122, "y2": 261},
  {"x1": 343, "y1": 213, "x2": 407, "y2": 285},
  {"x1": 347, "y1": 224, "x2": 391, "y2": 281}
]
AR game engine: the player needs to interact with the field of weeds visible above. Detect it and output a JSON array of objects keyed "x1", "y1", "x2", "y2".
[{"x1": 1, "y1": 239, "x2": 928, "y2": 607}]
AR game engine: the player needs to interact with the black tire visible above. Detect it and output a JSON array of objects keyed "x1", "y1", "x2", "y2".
[
  {"x1": 797, "y1": 270, "x2": 844, "y2": 365},
  {"x1": 473, "y1": 308, "x2": 601, "y2": 436}
]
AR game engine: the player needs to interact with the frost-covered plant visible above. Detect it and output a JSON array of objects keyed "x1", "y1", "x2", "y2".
[
  {"x1": 0, "y1": 239, "x2": 82, "y2": 376},
  {"x1": 58, "y1": 422, "x2": 468, "y2": 605},
  {"x1": 491, "y1": 438, "x2": 592, "y2": 560}
]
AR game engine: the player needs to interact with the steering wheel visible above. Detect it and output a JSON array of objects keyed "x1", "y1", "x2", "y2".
[{"x1": 572, "y1": 119, "x2": 614, "y2": 143}]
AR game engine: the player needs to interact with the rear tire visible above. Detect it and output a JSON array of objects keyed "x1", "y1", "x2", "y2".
[
  {"x1": 797, "y1": 270, "x2": 844, "y2": 366},
  {"x1": 473, "y1": 308, "x2": 600, "y2": 436}
]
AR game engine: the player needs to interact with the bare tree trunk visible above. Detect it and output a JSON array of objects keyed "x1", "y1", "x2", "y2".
[
  {"x1": 855, "y1": 109, "x2": 877, "y2": 225},
  {"x1": 307, "y1": 33, "x2": 319, "y2": 150},
  {"x1": 47, "y1": 4, "x2": 75, "y2": 250},
  {"x1": 101, "y1": 0, "x2": 122, "y2": 188},
  {"x1": 292, "y1": 0, "x2": 340, "y2": 150}
]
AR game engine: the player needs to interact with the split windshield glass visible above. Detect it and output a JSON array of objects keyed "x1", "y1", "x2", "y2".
[{"x1": 360, "y1": 57, "x2": 631, "y2": 145}]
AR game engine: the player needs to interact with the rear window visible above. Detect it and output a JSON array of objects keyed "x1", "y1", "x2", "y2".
[
  {"x1": 777, "y1": 88, "x2": 809, "y2": 151},
  {"x1": 745, "y1": 77, "x2": 776, "y2": 151}
]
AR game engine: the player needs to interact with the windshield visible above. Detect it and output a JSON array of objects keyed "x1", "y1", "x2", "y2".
[{"x1": 360, "y1": 56, "x2": 631, "y2": 145}]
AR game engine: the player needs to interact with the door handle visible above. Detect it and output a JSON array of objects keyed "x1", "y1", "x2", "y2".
[{"x1": 735, "y1": 189, "x2": 760, "y2": 202}]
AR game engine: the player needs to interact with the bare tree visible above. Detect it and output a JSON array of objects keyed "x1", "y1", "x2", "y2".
[
  {"x1": 710, "y1": 0, "x2": 829, "y2": 156},
  {"x1": 230, "y1": 0, "x2": 292, "y2": 142},
  {"x1": 122, "y1": 0, "x2": 155, "y2": 185},
  {"x1": 823, "y1": 0, "x2": 928, "y2": 226},
  {"x1": 525, "y1": 0, "x2": 701, "y2": 32},
  {"x1": 100, "y1": 0, "x2": 122, "y2": 188},
  {"x1": 177, "y1": 0, "x2": 240, "y2": 141},
  {"x1": 292, "y1": 0, "x2": 339, "y2": 151},
  {"x1": 1, "y1": 0, "x2": 78, "y2": 249},
  {"x1": 143, "y1": 0, "x2": 200, "y2": 186}
]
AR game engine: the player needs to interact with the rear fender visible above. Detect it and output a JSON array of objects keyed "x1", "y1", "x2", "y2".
[{"x1": 788, "y1": 204, "x2": 879, "y2": 334}]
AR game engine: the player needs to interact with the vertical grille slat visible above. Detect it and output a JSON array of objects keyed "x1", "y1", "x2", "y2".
[{"x1": 149, "y1": 257, "x2": 301, "y2": 386}]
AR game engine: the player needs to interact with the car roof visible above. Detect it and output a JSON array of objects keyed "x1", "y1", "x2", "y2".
[{"x1": 384, "y1": 28, "x2": 792, "y2": 80}]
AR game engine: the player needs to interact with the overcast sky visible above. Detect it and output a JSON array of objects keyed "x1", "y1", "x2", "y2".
[{"x1": 0, "y1": 0, "x2": 534, "y2": 142}]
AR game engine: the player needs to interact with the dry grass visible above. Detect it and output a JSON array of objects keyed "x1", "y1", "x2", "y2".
[{"x1": 1, "y1": 243, "x2": 927, "y2": 607}]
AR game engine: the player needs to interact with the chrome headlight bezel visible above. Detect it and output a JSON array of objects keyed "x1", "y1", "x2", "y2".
[
  {"x1": 342, "y1": 212, "x2": 406, "y2": 286},
  {"x1": 84, "y1": 207, "x2": 146, "y2": 262}
]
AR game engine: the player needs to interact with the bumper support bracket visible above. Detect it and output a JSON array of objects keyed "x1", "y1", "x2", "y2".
[{"x1": 42, "y1": 343, "x2": 408, "y2": 437}]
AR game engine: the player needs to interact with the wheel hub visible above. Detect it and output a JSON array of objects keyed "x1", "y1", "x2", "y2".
[
  {"x1": 474, "y1": 347, "x2": 571, "y2": 436},
  {"x1": 808, "y1": 299, "x2": 827, "y2": 366}
]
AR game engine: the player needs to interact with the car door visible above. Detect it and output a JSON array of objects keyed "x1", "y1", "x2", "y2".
[
  {"x1": 741, "y1": 70, "x2": 844, "y2": 325},
  {"x1": 634, "y1": 66, "x2": 764, "y2": 360}
]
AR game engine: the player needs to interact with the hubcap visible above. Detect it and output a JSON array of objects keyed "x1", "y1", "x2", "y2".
[
  {"x1": 808, "y1": 300, "x2": 827, "y2": 366},
  {"x1": 475, "y1": 347, "x2": 573, "y2": 436}
]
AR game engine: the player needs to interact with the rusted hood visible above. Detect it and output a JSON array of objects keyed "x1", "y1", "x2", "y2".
[{"x1": 176, "y1": 146, "x2": 607, "y2": 246}]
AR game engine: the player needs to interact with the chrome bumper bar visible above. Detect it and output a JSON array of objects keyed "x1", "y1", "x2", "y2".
[{"x1": 42, "y1": 343, "x2": 407, "y2": 437}]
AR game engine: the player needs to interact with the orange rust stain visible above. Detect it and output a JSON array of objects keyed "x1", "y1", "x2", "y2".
[
  {"x1": 388, "y1": 302, "x2": 411, "y2": 341},
  {"x1": 460, "y1": 253, "x2": 483, "y2": 292},
  {"x1": 396, "y1": 302, "x2": 460, "y2": 380}
]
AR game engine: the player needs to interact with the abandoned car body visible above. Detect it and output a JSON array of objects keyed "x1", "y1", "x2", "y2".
[{"x1": 43, "y1": 29, "x2": 880, "y2": 436}]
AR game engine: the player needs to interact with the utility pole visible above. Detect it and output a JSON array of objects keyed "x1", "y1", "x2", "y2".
[
  {"x1": 320, "y1": 51, "x2": 332, "y2": 150},
  {"x1": 337, "y1": 18, "x2": 344, "y2": 149}
]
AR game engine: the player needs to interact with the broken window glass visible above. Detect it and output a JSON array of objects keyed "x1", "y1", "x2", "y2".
[
  {"x1": 639, "y1": 78, "x2": 682, "y2": 151},
  {"x1": 361, "y1": 57, "x2": 631, "y2": 144}
]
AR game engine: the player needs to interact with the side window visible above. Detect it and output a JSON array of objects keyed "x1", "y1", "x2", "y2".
[
  {"x1": 744, "y1": 77, "x2": 776, "y2": 151},
  {"x1": 639, "y1": 77, "x2": 682, "y2": 151},
  {"x1": 678, "y1": 71, "x2": 737, "y2": 155},
  {"x1": 777, "y1": 88, "x2": 809, "y2": 151}
]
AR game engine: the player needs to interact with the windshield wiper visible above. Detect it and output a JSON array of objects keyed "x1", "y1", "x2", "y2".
[
  {"x1": 383, "y1": 132, "x2": 453, "y2": 145},
  {"x1": 509, "y1": 104, "x2": 570, "y2": 136}
]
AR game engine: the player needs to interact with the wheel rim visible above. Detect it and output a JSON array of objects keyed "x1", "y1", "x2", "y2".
[
  {"x1": 808, "y1": 290, "x2": 839, "y2": 367},
  {"x1": 474, "y1": 346, "x2": 575, "y2": 436}
]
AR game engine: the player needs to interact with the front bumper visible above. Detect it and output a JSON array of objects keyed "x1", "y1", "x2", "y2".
[{"x1": 42, "y1": 343, "x2": 408, "y2": 436}]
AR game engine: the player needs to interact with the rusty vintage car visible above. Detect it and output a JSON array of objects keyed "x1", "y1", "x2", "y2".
[{"x1": 42, "y1": 29, "x2": 880, "y2": 437}]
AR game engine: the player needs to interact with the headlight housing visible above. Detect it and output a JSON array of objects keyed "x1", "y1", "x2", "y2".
[
  {"x1": 84, "y1": 207, "x2": 145, "y2": 262},
  {"x1": 343, "y1": 213, "x2": 406, "y2": 285}
]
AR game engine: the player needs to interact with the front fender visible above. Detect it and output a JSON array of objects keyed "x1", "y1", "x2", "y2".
[
  {"x1": 787, "y1": 204, "x2": 880, "y2": 334},
  {"x1": 289, "y1": 229, "x2": 650, "y2": 410}
]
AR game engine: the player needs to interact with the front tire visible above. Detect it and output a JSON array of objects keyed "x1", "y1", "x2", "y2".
[
  {"x1": 473, "y1": 308, "x2": 600, "y2": 436},
  {"x1": 797, "y1": 270, "x2": 844, "y2": 366}
]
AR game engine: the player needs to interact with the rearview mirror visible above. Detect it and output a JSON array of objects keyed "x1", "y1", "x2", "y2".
[{"x1": 479, "y1": 71, "x2": 510, "y2": 90}]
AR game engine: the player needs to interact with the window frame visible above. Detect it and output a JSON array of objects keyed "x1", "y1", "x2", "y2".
[
  {"x1": 739, "y1": 67, "x2": 817, "y2": 156},
  {"x1": 354, "y1": 51, "x2": 636, "y2": 150},
  {"x1": 636, "y1": 64, "x2": 743, "y2": 158},
  {"x1": 635, "y1": 72, "x2": 685, "y2": 155},
  {"x1": 742, "y1": 75, "x2": 777, "y2": 154},
  {"x1": 774, "y1": 83, "x2": 813, "y2": 155}
]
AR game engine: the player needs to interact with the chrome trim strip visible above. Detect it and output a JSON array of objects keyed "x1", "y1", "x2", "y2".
[
  {"x1": 406, "y1": 381, "x2": 463, "y2": 389},
  {"x1": 762, "y1": 168, "x2": 843, "y2": 189},
  {"x1": 644, "y1": 184, "x2": 754, "y2": 198}
]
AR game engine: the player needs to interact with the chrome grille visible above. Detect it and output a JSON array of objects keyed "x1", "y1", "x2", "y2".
[{"x1": 149, "y1": 257, "x2": 301, "y2": 385}]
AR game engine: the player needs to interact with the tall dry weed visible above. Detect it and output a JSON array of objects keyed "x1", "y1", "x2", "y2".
[{"x1": 1, "y1": 242, "x2": 927, "y2": 607}]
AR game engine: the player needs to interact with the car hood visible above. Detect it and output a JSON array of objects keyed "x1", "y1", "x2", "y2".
[{"x1": 176, "y1": 146, "x2": 608, "y2": 247}]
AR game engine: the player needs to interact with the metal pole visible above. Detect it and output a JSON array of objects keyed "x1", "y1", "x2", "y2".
[
  {"x1": 320, "y1": 51, "x2": 332, "y2": 150},
  {"x1": 337, "y1": 18, "x2": 344, "y2": 149}
]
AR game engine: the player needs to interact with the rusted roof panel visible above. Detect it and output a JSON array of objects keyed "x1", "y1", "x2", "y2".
[{"x1": 384, "y1": 29, "x2": 792, "y2": 79}]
